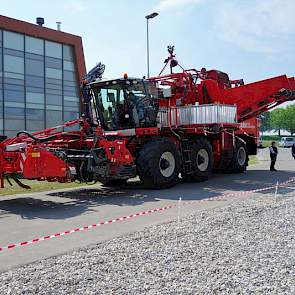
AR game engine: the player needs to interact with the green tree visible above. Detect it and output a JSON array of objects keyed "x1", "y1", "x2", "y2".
[
  {"x1": 259, "y1": 112, "x2": 271, "y2": 133},
  {"x1": 269, "y1": 108, "x2": 285, "y2": 136},
  {"x1": 282, "y1": 104, "x2": 295, "y2": 135}
]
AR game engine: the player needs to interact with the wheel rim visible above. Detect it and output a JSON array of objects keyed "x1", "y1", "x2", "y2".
[
  {"x1": 159, "y1": 151, "x2": 175, "y2": 178},
  {"x1": 237, "y1": 146, "x2": 246, "y2": 166},
  {"x1": 197, "y1": 149, "x2": 209, "y2": 172}
]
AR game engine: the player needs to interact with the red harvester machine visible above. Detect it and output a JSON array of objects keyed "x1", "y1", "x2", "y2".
[{"x1": 0, "y1": 47, "x2": 294, "y2": 189}]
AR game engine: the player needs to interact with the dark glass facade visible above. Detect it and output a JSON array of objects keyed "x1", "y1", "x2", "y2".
[{"x1": 0, "y1": 29, "x2": 80, "y2": 136}]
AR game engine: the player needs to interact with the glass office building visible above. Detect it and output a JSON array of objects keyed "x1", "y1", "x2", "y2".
[{"x1": 0, "y1": 16, "x2": 85, "y2": 137}]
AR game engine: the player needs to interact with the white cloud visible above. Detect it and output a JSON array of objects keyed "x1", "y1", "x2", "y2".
[
  {"x1": 155, "y1": 0, "x2": 204, "y2": 11},
  {"x1": 215, "y1": 0, "x2": 295, "y2": 54},
  {"x1": 64, "y1": 0, "x2": 88, "y2": 13}
]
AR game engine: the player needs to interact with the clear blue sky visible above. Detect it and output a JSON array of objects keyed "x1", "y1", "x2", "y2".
[{"x1": 2, "y1": 0, "x2": 295, "y2": 86}]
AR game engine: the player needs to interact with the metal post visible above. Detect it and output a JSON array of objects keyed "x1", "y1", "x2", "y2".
[
  {"x1": 146, "y1": 18, "x2": 150, "y2": 78},
  {"x1": 145, "y1": 12, "x2": 158, "y2": 79}
]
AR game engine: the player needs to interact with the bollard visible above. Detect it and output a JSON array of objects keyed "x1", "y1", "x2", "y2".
[
  {"x1": 275, "y1": 181, "x2": 279, "y2": 198},
  {"x1": 178, "y1": 197, "x2": 182, "y2": 223}
]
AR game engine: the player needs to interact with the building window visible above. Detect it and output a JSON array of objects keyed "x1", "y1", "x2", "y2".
[
  {"x1": 26, "y1": 75, "x2": 44, "y2": 88},
  {"x1": 63, "y1": 43, "x2": 79, "y2": 124},
  {"x1": 4, "y1": 107, "x2": 25, "y2": 119},
  {"x1": 46, "y1": 94, "x2": 62, "y2": 106},
  {"x1": 26, "y1": 92, "x2": 44, "y2": 105},
  {"x1": 45, "y1": 68, "x2": 62, "y2": 79},
  {"x1": 3, "y1": 31, "x2": 24, "y2": 51},
  {"x1": 25, "y1": 36, "x2": 44, "y2": 55},
  {"x1": 45, "y1": 57, "x2": 62, "y2": 69},
  {"x1": 26, "y1": 120, "x2": 44, "y2": 131},
  {"x1": 25, "y1": 59, "x2": 44, "y2": 76},
  {"x1": 26, "y1": 108, "x2": 44, "y2": 131},
  {"x1": 4, "y1": 55, "x2": 24, "y2": 75},
  {"x1": 63, "y1": 45, "x2": 74, "y2": 61},
  {"x1": 4, "y1": 89, "x2": 25, "y2": 103},
  {"x1": 63, "y1": 60, "x2": 75, "y2": 71},
  {"x1": 46, "y1": 110, "x2": 62, "y2": 127},
  {"x1": 5, "y1": 119, "x2": 25, "y2": 130},
  {"x1": 63, "y1": 70, "x2": 75, "y2": 81},
  {"x1": 45, "y1": 41, "x2": 62, "y2": 59}
]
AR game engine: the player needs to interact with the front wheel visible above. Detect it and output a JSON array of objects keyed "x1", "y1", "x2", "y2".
[{"x1": 137, "y1": 138, "x2": 181, "y2": 189}]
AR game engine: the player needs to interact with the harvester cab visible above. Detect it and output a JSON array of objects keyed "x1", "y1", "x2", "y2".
[{"x1": 88, "y1": 77, "x2": 159, "y2": 131}]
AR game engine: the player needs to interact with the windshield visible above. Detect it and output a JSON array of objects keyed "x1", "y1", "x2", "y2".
[{"x1": 92, "y1": 79, "x2": 159, "y2": 131}]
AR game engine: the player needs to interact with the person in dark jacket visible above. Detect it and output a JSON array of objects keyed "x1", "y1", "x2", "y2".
[
  {"x1": 292, "y1": 143, "x2": 295, "y2": 159},
  {"x1": 269, "y1": 141, "x2": 278, "y2": 171}
]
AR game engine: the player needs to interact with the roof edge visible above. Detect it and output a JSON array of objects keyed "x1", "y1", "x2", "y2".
[{"x1": 0, "y1": 15, "x2": 82, "y2": 42}]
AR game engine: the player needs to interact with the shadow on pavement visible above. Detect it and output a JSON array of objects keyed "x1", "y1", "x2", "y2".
[
  {"x1": 0, "y1": 169, "x2": 294, "y2": 220},
  {"x1": 0, "y1": 198, "x2": 92, "y2": 220}
]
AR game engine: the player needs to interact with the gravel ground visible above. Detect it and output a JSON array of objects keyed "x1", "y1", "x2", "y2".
[{"x1": 1, "y1": 187, "x2": 295, "y2": 295}]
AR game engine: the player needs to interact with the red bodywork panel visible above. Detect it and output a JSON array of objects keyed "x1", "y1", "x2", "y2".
[
  {"x1": 99, "y1": 139, "x2": 133, "y2": 165},
  {"x1": 23, "y1": 147, "x2": 68, "y2": 180},
  {"x1": 237, "y1": 117, "x2": 260, "y2": 143},
  {"x1": 198, "y1": 75, "x2": 295, "y2": 121}
]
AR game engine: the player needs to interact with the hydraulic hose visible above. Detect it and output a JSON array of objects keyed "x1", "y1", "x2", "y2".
[
  {"x1": 16, "y1": 131, "x2": 39, "y2": 141},
  {"x1": 279, "y1": 89, "x2": 295, "y2": 99},
  {"x1": 16, "y1": 131, "x2": 81, "y2": 143}
]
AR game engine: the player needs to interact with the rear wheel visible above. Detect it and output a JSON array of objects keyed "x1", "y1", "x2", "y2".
[
  {"x1": 182, "y1": 138, "x2": 213, "y2": 182},
  {"x1": 137, "y1": 138, "x2": 181, "y2": 189},
  {"x1": 229, "y1": 139, "x2": 248, "y2": 173}
]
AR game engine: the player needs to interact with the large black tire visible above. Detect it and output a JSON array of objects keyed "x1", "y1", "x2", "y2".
[
  {"x1": 229, "y1": 139, "x2": 249, "y2": 173},
  {"x1": 137, "y1": 138, "x2": 181, "y2": 189},
  {"x1": 182, "y1": 138, "x2": 213, "y2": 182}
]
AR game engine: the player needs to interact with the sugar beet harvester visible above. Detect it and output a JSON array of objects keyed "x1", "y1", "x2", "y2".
[{"x1": 0, "y1": 48, "x2": 294, "y2": 189}]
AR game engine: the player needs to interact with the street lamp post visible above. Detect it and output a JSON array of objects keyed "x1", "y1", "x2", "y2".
[{"x1": 145, "y1": 12, "x2": 158, "y2": 78}]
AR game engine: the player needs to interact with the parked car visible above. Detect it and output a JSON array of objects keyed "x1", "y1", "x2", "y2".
[{"x1": 279, "y1": 137, "x2": 295, "y2": 148}]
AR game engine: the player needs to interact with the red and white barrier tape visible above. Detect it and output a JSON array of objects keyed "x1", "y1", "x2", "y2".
[
  {"x1": 0, "y1": 178, "x2": 294, "y2": 253},
  {"x1": 0, "y1": 205, "x2": 176, "y2": 252}
]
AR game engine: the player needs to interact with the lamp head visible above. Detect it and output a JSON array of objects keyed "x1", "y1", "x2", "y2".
[{"x1": 145, "y1": 12, "x2": 159, "y2": 19}]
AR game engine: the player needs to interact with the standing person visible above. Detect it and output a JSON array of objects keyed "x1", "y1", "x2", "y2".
[
  {"x1": 292, "y1": 143, "x2": 295, "y2": 160},
  {"x1": 269, "y1": 141, "x2": 278, "y2": 171}
]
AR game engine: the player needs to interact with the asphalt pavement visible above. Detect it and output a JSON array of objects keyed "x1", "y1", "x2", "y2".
[{"x1": 0, "y1": 147, "x2": 294, "y2": 272}]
